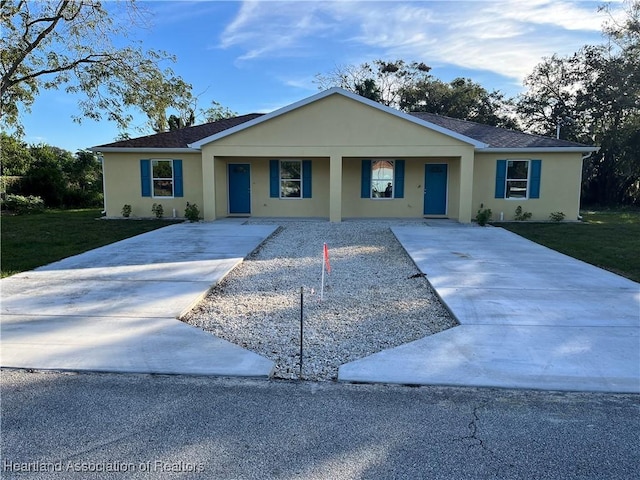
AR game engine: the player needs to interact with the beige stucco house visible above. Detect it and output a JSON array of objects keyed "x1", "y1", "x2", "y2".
[{"x1": 93, "y1": 88, "x2": 597, "y2": 223}]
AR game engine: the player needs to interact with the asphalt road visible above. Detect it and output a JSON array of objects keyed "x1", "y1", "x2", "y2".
[{"x1": 1, "y1": 370, "x2": 638, "y2": 479}]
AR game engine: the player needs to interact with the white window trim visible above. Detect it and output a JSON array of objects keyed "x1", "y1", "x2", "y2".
[
  {"x1": 151, "y1": 159, "x2": 175, "y2": 199},
  {"x1": 505, "y1": 159, "x2": 530, "y2": 200},
  {"x1": 279, "y1": 159, "x2": 303, "y2": 200},
  {"x1": 371, "y1": 159, "x2": 395, "y2": 200}
]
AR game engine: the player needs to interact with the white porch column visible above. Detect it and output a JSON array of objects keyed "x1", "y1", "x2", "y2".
[
  {"x1": 458, "y1": 151, "x2": 475, "y2": 223},
  {"x1": 329, "y1": 154, "x2": 343, "y2": 222},
  {"x1": 202, "y1": 154, "x2": 216, "y2": 221}
]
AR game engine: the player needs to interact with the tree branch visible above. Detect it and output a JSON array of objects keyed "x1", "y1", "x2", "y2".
[
  {"x1": 5, "y1": 53, "x2": 115, "y2": 89},
  {"x1": 2, "y1": 0, "x2": 70, "y2": 94}
]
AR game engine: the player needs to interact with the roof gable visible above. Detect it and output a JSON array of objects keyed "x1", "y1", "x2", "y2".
[{"x1": 188, "y1": 88, "x2": 487, "y2": 149}]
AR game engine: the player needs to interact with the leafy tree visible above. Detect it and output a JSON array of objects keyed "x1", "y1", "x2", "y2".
[
  {"x1": 63, "y1": 149, "x2": 103, "y2": 204},
  {"x1": 315, "y1": 60, "x2": 432, "y2": 107},
  {"x1": 315, "y1": 59, "x2": 515, "y2": 127},
  {"x1": 168, "y1": 112, "x2": 195, "y2": 131},
  {"x1": 0, "y1": 0, "x2": 191, "y2": 135},
  {"x1": 0, "y1": 132, "x2": 34, "y2": 176},
  {"x1": 517, "y1": 0, "x2": 640, "y2": 205},
  {"x1": 400, "y1": 77, "x2": 518, "y2": 128},
  {"x1": 21, "y1": 144, "x2": 70, "y2": 206},
  {"x1": 516, "y1": 53, "x2": 585, "y2": 141},
  {"x1": 1, "y1": 134, "x2": 103, "y2": 207},
  {"x1": 354, "y1": 78, "x2": 382, "y2": 103},
  {"x1": 201, "y1": 100, "x2": 238, "y2": 123}
]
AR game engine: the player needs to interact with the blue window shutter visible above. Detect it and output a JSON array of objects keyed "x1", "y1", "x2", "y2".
[
  {"x1": 269, "y1": 160, "x2": 279, "y2": 198},
  {"x1": 530, "y1": 159, "x2": 541, "y2": 199},
  {"x1": 394, "y1": 160, "x2": 405, "y2": 198},
  {"x1": 140, "y1": 159, "x2": 151, "y2": 197},
  {"x1": 361, "y1": 160, "x2": 372, "y2": 198},
  {"x1": 173, "y1": 159, "x2": 183, "y2": 197},
  {"x1": 495, "y1": 160, "x2": 507, "y2": 198},
  {"x1": 302, "y1": 160, "x2": 312, "y2": 198}
]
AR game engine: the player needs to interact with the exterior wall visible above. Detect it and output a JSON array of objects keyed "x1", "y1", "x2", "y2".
[
  {"x1": 205, "y1": 155, "x2": 464, "y2": 220},
  {"x1": 201, "y1": 93, "x2": 474, "y2": 221},
  {"x1": 102, "y1": 152, "x2": 202, "y2": 218},
  {"x1": 99, "y1": 93, "x2": 585, "y2": 223},
  {"x1": 341, "y1": 157, "x2": 461, "y2": 219},
  {"x1": 473, "y1": 152, "x2": 584, "y2": 221},
  {"x1": 212, "y1": 157, "x2": 330, "y2": 218},
  {"x1": 208, "y1": 94, "x2": 470, "y2": 152}
]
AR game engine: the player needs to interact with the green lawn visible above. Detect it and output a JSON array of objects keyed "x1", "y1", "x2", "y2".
[
  {"x1": 497, "y1": 209, "x2": 640, "y2": 282},
  {"x1": 1, "y1": 209, "x2": 181, "y2": 277}
]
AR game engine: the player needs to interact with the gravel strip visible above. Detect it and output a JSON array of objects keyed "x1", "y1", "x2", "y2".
[{"x1": 183, "y1": 219, "x2": 457, "y2": 381}]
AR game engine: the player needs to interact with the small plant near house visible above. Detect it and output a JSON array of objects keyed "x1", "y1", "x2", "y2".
[
  {"x1": 549, "y1": 211, "x2": 565, "y2": 222},
  {"x1": 514, "y1": 205, "x2": 532, "y2": 221},
  {"x1": 184, "y1": 202, "x2": 200, "y2": 222},
  {"x1": 475, "y1": 204, "x2": 492, "y2": 226},
  {"x1": 151, "y1": 203, "x2": 164, "y2": 219},
  {"x1": 2, "y1": 194, "x2": 45, "y2": 215},
  {"x1": 121, "y1": 204, "x2": 132, "y2": 217}
]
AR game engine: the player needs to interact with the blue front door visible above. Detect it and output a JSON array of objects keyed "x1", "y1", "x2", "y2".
[
  {"x1": 424, "y1": 164, "x2": 448, "y2": 215},
  {"x1": 228, "y1": 164, "x2": 251, "y2": 214}
]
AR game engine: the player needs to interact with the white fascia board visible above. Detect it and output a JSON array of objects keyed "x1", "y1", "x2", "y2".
[
  {"x1": 479, "y1": 146, "x2": 600, "y2": 153},
  {"x1": 188, "y1": 87, "x2": 488, "y2": 149},
  {"x1": 90, "y1": 147, "x2": 200, "y2": 153}
]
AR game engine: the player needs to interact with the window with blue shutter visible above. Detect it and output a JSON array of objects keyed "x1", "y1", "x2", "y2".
[
  {"x1": 530, "y1": 160, "x2": 541, "y2": 199},
  {"x1": 140, "y1": 159, "x2": 151, "y2": 197},
  {"x1": 361, "y1": 160, "x2": 372, "y2": 198},
  {"x1": 142, "y1": 159, "x2": 183, "y2": 197},
  {"x1": 269, "y1": 160, "x2": 312, "y2": 199},
  {"x1": 302, "y1": 160, "x2": 312, "y2": 198},
  {"x1": 363, "y1": 159, "x2": 404, "y2": 198},
  {"x1": 394, "y1": 160, "x2": 405, "y2": 198},
  {"x1": 495, "y1": 160, "x2": 506, "y2": 198}
]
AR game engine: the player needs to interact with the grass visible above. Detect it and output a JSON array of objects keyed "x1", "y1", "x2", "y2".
[
  {"x1": 497, "y1": 209, "x2": 640, "y2": 282},
  {"x1": 1, "y1": 209, "x2": 181, "y2": 277}
]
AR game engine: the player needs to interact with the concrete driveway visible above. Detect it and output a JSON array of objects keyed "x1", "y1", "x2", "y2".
[
  {"x1": 339, "y1": 224, "x2": 640, "y2": 393},
  {"x1": 1, "y1": 220, "x2": 277, "y2": 377}
]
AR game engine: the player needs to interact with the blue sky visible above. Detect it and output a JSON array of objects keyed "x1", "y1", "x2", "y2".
[{"x1": 20, "y1": 0, "x2": 623, "y2": 152}]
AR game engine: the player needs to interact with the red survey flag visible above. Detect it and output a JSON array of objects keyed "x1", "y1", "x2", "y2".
[{"x1": 323, "y1": 243, "x2": 331, "y2": 274}]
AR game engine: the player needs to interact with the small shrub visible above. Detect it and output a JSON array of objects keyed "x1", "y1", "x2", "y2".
[
  {"x1": 475, "y1": 205, "x2": 492, "y2": 226},
  {"x1": 514, "y1": 205, "x2": 532, "y2": 221},
  {"x1": 184, "y1": 202, "x2": 200, "y2": 222},
  {"x1": 121, "y1": 204, "x2": 132, "y2": 217},
  {"x1": 2, "y1": 194, "x2": 45, "y2": 214},
  {"x1": 151, "y1": 203, "x2": 164, "y2": 219},
  {"x1": 549, "y1": 211, "x2": 565, "y2": 222}
]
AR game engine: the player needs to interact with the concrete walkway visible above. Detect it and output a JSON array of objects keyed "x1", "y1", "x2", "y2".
[
  {"x1": 1, "y1": 221, "x2": 277, "y2": 376},
  {"x1": 339, "y1": 225, "x2": 640, "y2": 393}
]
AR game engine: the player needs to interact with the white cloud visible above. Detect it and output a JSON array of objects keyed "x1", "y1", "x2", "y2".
[
  {"x1": 219, "y1": 1, "x2": 338, "y2": 60},
  {"x1": 488, "y1": 0, "x2": 610, "y2": 31},
  {"x1": 219, "y1": 0, "x2": 626, "y2": 87}
]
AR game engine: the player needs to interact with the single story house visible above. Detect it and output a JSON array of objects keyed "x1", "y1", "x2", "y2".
[{"x1": 92, "y1": 87, "x2": 598, "y2": 223}]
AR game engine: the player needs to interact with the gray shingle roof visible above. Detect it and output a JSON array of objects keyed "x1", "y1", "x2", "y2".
[
  {"x1": 409, "y1": 112, "x2": 589, "y2": 149},
  {"x1": 93, "y1": 108, "x2": 592, "y2": 151},
  {"x1": 93, "y1": 114, "x2": 264, "y2": 149}
]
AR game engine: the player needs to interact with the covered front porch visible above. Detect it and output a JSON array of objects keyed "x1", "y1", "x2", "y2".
[{"x1": 200, "y1": 154, "x2": 476, "y2": 223}]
